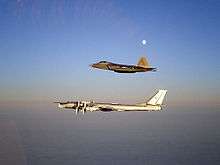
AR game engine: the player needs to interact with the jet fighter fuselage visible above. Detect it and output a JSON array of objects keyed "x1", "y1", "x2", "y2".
[{"x1": 91, "y1": 57, "x2": 157, "y2": 73}]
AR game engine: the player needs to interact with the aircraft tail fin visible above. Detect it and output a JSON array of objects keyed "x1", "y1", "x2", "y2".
[
  {"x1": 137, "y1": 57, "x2": 149, "y2": 68},
  {"x1": 147, "y1": 90, "x2": 167, "y2": 106}
]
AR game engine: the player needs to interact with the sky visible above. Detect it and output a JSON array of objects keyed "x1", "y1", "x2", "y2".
[{"x1": 0, "y1": 0, "x2": 219, "y2": 107}]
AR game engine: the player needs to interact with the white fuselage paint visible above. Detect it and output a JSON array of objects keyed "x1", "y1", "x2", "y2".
[
  {"x1": 58, "y1": 102, "x2": 162, "y2": 111},
  {"x1": 94, "y1": 103, "x2": 162, "y2": 111},
  {"x1": 56, "y1": 90, "x2": 167, "y2": 112}
]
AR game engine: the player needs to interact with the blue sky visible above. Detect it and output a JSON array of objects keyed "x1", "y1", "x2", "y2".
[{"x1": 0, "y1": 0, "x2": 219, "y2": 107}]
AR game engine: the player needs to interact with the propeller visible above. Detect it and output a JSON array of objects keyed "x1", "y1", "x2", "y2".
[
  {"x1": 81, "y1": 101, "x2": 87, "y2": 115},
  {"x1": 75, "y1": 101, "x2": 80, "y2": 115}
]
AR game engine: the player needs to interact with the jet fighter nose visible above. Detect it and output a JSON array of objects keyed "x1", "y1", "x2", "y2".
[
  {"x1": 89, "y1": 64, "x2": 94, "y2": 67},
  {"x1": 90, "y1": 63, "x2": 98, "y2": 68}
]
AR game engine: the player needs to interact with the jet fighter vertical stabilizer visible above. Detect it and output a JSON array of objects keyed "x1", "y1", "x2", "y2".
[{"x1": 137, "y1": 57, "x2": 149, "y2": 68}]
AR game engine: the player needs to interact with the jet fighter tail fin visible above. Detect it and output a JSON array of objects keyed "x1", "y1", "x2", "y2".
[
  {"x1": 137, "y1": 57, "x2": 149, "y2": 68},
  {"x1": 147, "y1": 90, "x2": 167, "y2": 106}
]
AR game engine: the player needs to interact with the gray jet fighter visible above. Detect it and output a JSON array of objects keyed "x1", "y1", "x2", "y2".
[{"x1": 90, "y1": 56, "x2": 156, "y2": 73}]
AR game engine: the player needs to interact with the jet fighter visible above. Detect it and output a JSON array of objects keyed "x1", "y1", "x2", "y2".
[{"x1": 90, "y1": 56, "x2": 156, "y2": 73}]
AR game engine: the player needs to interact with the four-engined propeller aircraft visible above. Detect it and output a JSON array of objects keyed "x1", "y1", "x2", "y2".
[
  {"x1": 91, "y1": 56, "x2": 156, "y2": 73},
  {"x1": 55, "y1": 90, "x2": 167, "y2": 114}
]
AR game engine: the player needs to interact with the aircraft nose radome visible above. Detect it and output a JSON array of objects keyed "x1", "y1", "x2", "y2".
[
  {"x1": 90, "y1": 63, "x2": 99, "y2": 68},
  {"x1": 90, "y1": 64, "x2": 96, "y2": 67}
]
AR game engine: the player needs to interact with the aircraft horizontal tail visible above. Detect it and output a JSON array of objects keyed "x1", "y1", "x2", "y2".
[{"x1": 147, "y1": 90, "x2": 167, "y2": 106}]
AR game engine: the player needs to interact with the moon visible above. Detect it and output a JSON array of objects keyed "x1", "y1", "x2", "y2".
[{"x1": 142, "y1": 40, "x2": 146, "y2": 45}]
